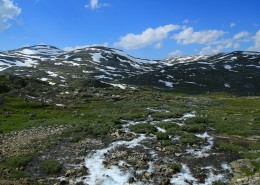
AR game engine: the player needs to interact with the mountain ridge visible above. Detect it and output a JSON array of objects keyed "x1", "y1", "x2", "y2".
[{"x1": 0, "y1": 45, "x2": 259, "y2": 94}]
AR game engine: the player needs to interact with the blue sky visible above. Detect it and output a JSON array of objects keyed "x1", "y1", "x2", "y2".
[{"x1": 0, "y1": 0, "x2": 260, "y2": 59}]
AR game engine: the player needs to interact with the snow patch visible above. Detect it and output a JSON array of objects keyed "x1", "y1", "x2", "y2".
[
  {"x1": 224, "y1": 65, "x2": 232, "y2": 70},
  {"x1": 186, "y1": 132, "x2": 214, "y2": 158},
  {"x1": 49, "y1": 82, "x2": 56, "y2": 86},
  {"x1": 171, "y1": 164, "x2": 197, "y2": 185},
  {"x1": 246, "y1": 64, "x2": 260, "y2": 68},
  {"x1": 155, "y1": 126, "x2": 166, "y2": 133},
  {"x1": 63, "y1": 60, "x2": 80, "y2": 66},
  {"x1": 40, "y1": 78, "x2": 48, "y2": 81},
  {"x1": 20, "y1": 49, "x2": 37, "y2": 55},
  {"x1": 182, "y1": 112, "x2": 196, "y2": 119},
  {"x1": 91, "y1": 53, "x2": 106, "y2": 63},
  {"x1": 95, "y1": 75, "x2": 113, "y2": 80},
  {"x1": 112, "y1": 49, "x2": 157, "y2": 64},
  {"x1": 198, "y1": 62, "x2": 212, "y2": 65},
  {"x1": 159, "y1": 80, "x2": 173, "y2": 87},
  {"x1": 107, "y1": 83, "x2": 127, "y2": 89},
  {"x1": 83, "y1": 70, "x2": 94, "y2": 73},
  {"x1": 224, "y1": 83, "x2": 230, "y2": 88},
  {"x1": 83, "y1": 135, "x2": 147, "y2": 185},
  {"x1": 46, "y1": 71, "x2": 58, "y2": 77}
]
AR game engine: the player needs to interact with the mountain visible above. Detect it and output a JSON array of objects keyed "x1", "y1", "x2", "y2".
[{"x1": 0, "y1": 45, "x2": 259, "y2": 94}]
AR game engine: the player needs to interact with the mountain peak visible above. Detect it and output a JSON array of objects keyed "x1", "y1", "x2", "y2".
[{"x1": 14, "y1": 45, "x2": 65, "y2": 56}]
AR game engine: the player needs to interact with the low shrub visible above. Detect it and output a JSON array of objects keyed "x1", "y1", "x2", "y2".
[
  {"x1": 217, "y1": 142, "x2": 246, "y2": 152},
  {"x1": 158, "y1": 122, "x2": 179, "y2": 130},
  {"x1": 70, "y1": 136, "x2": 81, "y2": 143},
  {"x1": 180, "y1": 124, "x2": 206, "y2": 133},
  {"x1": 185, "y1": 117, "x2": 210, "y2": 125},
  {"x1": 8, "y1": 170, "x2": 27, "y2": 179},
  {"x1": 241, "y1": 165, "x2": 255, "y2": 176},
  {"x1": 43, "y1": 159, "x2": 62, "y2": 174},
  {"x1": 180, "y1": 133, "x2": 196, "y2": 144},
  {"x1": 162, "y1": 140, "x2": 174, "y2": 146},
  {"x1": 6, "y1": 155, "x2": 31, "y2": 168},
  {"x1": 167, "y1": 162, "x2": 182, "y2": 173},
  {"x1": 130, "y1": 123, "x2": 157, "y2": 134},
  {"x1": 212, "y1": 180, "x2": 227, "y2": 185},
  {"x1": 156, "y1": 132, "x2": 169, "y2": 140}
]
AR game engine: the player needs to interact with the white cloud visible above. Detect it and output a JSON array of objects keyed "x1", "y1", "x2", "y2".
[
  {"x1": 183, "y1": 19, "x2": 189, "y2": 24},
  {"x1": 63, "y1": 42, "x2": 109, "y2": 51},
  {"x1": 199, "y1": 46, "x2": 222, "y2": 55},
  {"x1": 0, "y1": 0, "x2": 21, "y2": 31},
  {"x1": 173, "y1": 27, "x2": 225, "y2": 45},
  {"x1": 34, "y1": 0, "x2": 41, "y2": 4},
  {"x1": 233, "y1": 31, "x2": 250, "y2": 40},
  {"x1": 248, "y1": 30, "x2": 260, "y2": 51},
  {"x1": 168, "y1": 50, "x2": 183, "y2": 57},
  {"x1": 114, "y1": 24, "x2": 180, "y2": 49},
  {"x1": 154, "y1": 42, "x2": 163, "y2": 49},
  {"x1": 182, "y1": 19, "x2": 198, "y2": 24},
  {"x1": 230, "y1": 22, "x2": 236, "y2": 28},
  {"x1": 233, "y1": 43, "x2": 240, "y2": 49},
  {"x1": 199, "y1": 40, "x2": 242, "y2": 55},
  {"x1": 85, "y1": 0, "x2": 109, "y2": 10}
]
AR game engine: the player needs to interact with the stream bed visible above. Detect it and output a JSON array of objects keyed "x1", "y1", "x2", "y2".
[{"x1": 57, "y1": 111, "x2": 236, "y2": 185}]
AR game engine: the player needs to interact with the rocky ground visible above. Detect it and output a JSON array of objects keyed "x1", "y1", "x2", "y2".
[
  {"x1": 0, "y1": 82, "x2": 259, "y2": 185},
  {"x1": 0, "y1": 126, "x2": 69, "y2": 162},
  {"x1": 0, "y1": 111, "x2": 243, "y2": 185},
  {"x1": 0, "y1": 120, "x2": 259, "y2": 185}
]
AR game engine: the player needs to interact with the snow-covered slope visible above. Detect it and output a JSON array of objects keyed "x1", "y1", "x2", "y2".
[
  {"x1": 0, "y1": 45, "x2": 66, "y2": 71},
  {"x1": 0, "y1": 45, "x2": 259, "y2": 93}
]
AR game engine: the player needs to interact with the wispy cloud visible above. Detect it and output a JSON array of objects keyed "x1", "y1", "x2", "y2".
[
  {"x1": 114, "y1": 24, "x2": 180, "y2": 49},
  {"x1": 233, "y1": 31, "x2": 250, "y2": 40},
  {"x1": 85, "y1": 0, "x2": 110, "y2": 10},
  {"x1": 168, "y1": 50, "x2": 183, "y2": 57},
  {"x1": 199, "y1": 46, "x2": 222, "y2": 55},
  {"x1": 173, "y1": 27, "x2": 226, "y2": 45},
  {"x1": 34, "y1": 0, "x2": 41, "y2": 4},
  {"x1": 0, "y1": 0, "x2": 21, "y2": 32},
  {"x1": 182, "y1": 19, "x2": 198, "y2": 24},
  {"x1": 230, "y1": 22, "x2": 236, "y2": 28},
  {"x1": 248, "y1": 30, "x2": 260, "y2": 51}
]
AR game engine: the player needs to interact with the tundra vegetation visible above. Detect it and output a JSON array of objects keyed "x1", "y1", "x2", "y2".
[{"x1": 0, "y1": 75, "x2": 259, "y2": 184}]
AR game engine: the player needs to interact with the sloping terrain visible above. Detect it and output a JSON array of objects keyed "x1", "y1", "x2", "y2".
[
  {"x1": 0, "y1": 45, "x2": 259, "y2": 94},
  {"x1": 0, "y1": 45, "x2": 259, "y2": 185},
  {"x1": 123, "y1": 51, "x2": 260, "y2": 94}
]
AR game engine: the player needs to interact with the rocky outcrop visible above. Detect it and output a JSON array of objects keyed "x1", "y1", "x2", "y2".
[
  {"x1": 230, "y1": 159, "x2": 260, "y2": 185},
  {"x1": 231, "y1": 173, "x2": 260, "y2": 185}
]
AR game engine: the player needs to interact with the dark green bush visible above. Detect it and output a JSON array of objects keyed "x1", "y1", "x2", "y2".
[
  {"x1": 70, "y1": 136, "x2": 81, "y2": 143},
  {"x1": 180, "y1": 133, "x2": 196, "y2": 144},
  {"x1": 8, "y1": 170, "x2": 27, "y2": 179},
  {"x1": 166, "y1": 127, "x2": 181, "y2": 136},
  {"x1": 217, "y1": 142, "x2": 246, "y2": 152},
  {"x1": 162, "y1": 140, "x2": 174, "y2": 146},
  {"x1": 167, "y1": 162, "x2": 182, "y2": 173},
  {"x1": 212, "y1": 180, "x2": 227, "y2": 185},
  {"x1": 156, "y1": 132, "x2": 169, "y2": 140},
  {"x1": 158, "y1": 122, "x2": 179, "y2": 130},
  {"x1": 6, "y1": 156, "x2": 31, "y2": 168},
  {"x1": 185, "y1": 117, "x2": 210, "y2": 125},
  {"x1": 130, "y1": 123, "x2": 157, "y2": 134},
  {"x1": 43, "y1": 159, "x2": 62, "y2": 174},
  {"x1": 180, "y1": 124, "x2": 206, "y2": 133}
]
